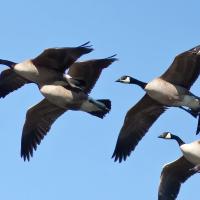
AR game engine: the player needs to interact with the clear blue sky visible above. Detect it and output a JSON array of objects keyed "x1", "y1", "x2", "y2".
[{"x1": 0, "y1": 0, "x2": 199, "y2": 199}]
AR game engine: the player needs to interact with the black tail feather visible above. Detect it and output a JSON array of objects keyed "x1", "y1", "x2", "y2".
[
  {"x1": 87, "y1": 99, "x2": 111, "y2": 119},
  {"x1": 96, "y1": 99, "x2": 111, "y2": 111}
]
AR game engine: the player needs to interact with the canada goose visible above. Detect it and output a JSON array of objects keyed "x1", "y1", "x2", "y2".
[
  {"x1": 0, "y1": 42, "x2": 93, "y2": 98},
  {"x1": 20, "y1": 55, "x2": 117, "y2": 161},
  {"x1": 158, "y1": 132, "x2": 200, "y2": 200},
  {"x1": 112, "y1": 45, "x2": 200, "y2": 162}
]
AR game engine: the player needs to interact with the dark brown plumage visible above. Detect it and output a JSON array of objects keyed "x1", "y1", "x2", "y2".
[
  {"x1": 20, "y1": 56, "x2": 117, "y2": 161},
  {"x1": 158, "y1": 157, "x2": 195, "y2": 200},
  {"x1": 112, "y1": 94, "x2": 167, "y2": 162},
  {"x1": 0, "y1": 69, "x2": 30, "y2": 98},
  {"x1": 32, "y1": 41, "x2": 93, "y2": 73}
]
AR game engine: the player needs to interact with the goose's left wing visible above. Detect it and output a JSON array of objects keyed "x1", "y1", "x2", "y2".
[
  {"x1": 21, "y1": 99, "x2": 66, "y2": 161},
  {"x1": 158, "y1": 156, "x2": 195, "y2": 200},
  {"x1": 0, "y1": 69, "x2": 30, "y2": 98},
  {"x1": 112, "y1": 94, "x2": 166, "y2": 162},
  {"x1": 32, "y1": 42, "x2": 93, "y2": 73}
]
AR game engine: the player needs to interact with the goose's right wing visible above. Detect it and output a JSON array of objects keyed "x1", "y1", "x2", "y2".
[
  {"x1": 68, "y1": 55, "x2": 117, "y2": 94},
  {"x1": 0, "y1": 69, "x2": 30, "y2": 98},
  {"x1": 158, "y1": 156, "x2": 195, "y2": 200},
  {"x1": 160, "y1": 45, "x2": 200, "y2": 89},
  {"x1": 112, "y1": 94, "x2": 166, "y2": 162},
  {"x1": 21, "y1": 99, "x2": 66, "y2": 161}
]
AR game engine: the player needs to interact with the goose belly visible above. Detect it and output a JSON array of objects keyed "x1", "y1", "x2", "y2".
[
  {"x1": 181, "y1": 142, "x2": 200, "y2": 165},
  {"x1": 40, "y1": 85, "x2": 86, "y2": 109},
  {"x1": 145, "y1": 79, "x2": 181, "y2": 105}
]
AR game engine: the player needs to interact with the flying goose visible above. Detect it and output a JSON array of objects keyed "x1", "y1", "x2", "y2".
[
  {"x1": 0, "y1": 42, "x2": 93, "y2": 98},
  {"x1": 112, "y1": 45, "x2": 200, "y2": 162},
  {"x1": 20, "y1": 55, "x2": 117, "y2": 161},
  {"x1": 158, "y1": 132, "x2": 200, "y2": 200}
]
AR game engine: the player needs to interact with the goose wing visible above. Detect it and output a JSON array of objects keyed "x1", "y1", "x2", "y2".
[
  {"x1": 0, "y1": 69, "x2": 30, "y2": 98},
  {"x1": 112, "y1": 94, "x2": 166, "y2": 162},
  {"x1": 68, "y1": 55, "x2": 117, "y2": 94},
  {"x1": 160, "y1": 45, "x2": 200, "y2": 89},
  {"x1": 32, "y1": 42, "x2": 93, "y2": 73},
  {"x1": 158, "y1": 156, "x2": 195, "y2": 200},
  {"x1": 21, "y1": 99, "x2": 66, "y2": 161}
]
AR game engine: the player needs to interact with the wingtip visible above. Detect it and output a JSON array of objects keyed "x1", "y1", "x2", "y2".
[
  {"x1": 78, "y1": 41, "x2": 93, "y2": 48},
  {"x1": 106, "y1": 54, "x2": 118, "y2": 62},
  {"x1": 21, "y1": 150, "x2": 31, "y2": 162}
]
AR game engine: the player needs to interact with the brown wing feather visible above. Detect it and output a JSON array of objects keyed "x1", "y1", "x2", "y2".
[
  {"x1": 67, "y1": 55, "x2": 117, "y2": 93},
  {"x1": 0, "y1": 69, "x2": 30, "y2": 98},
  {"x1": 32, "y1": 43, "x2": 93, "y2": 73},
  {"x1": 112, "y1": 94, "x2": 167, "y2": 162},
  {"x1": 160, "y1": 45, "x2": 200, "y2": 89},
  {"x1": 158, "y1": 156, "x2": 196, "y2": 200},
  {"x1": 21, "y1": 99, "x2": 66, "y2": 161}
]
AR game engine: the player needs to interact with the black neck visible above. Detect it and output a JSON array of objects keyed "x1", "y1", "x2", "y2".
[
  {"x1": 0, "y1": 59, "x2": 16, "y2": 68},
  {"x1": 129, "y1": 77, "x2": 147, "y2": 89},
  {"x1": 171, "y1": 135, "x2": 185, "y2": 146}
]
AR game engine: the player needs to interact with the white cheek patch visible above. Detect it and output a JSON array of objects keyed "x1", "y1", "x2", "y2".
[
  {"x1": 165, "y1": 132, "x2": 171, "y2": 139},
  {"x1": 123, "y1": 77, "x2": 130, "y2": 83}
]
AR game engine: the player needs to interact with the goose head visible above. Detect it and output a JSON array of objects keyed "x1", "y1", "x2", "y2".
[
  {"x1": 115, "y1": 75, "x2": 147, "y2": 89},
  {"x1": 116, "y1": 75, "x2": 132, "y2": 84},
  {"x1": 158, "y1": 132, "x2": 185, "y2": 146},
  {"x1": 158, "y1": 132, "x2": 173, "y2": 139}
]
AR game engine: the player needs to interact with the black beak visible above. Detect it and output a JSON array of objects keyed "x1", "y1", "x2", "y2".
[{"x1": 115, "y1": 78, "x2": 121, "y2": 82}]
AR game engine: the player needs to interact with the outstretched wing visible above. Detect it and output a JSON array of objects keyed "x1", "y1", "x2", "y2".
[
  {"x1": 68, "y1": 55, "x2": 117, "y2": 93},
  {"x1": 0, "y1": 69, "x2": 30, "y2": 98},
  {"x1": 158, "y1": 156, "x2": 195, "y2": 200},
  {"x1": 112, "y1": 94, "x2": 166, "y2": 162},
  {"x1": 32, "y1": 42, "x2": 93, "y2": 73},
  {"x1": 160, "y1": 45, "x2": 200, "y2": 89},
  {"x1": 21, "y1": 99, "x2": 66, "y2": 161}
]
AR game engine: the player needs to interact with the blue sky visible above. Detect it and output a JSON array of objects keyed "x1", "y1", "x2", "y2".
[{"x1": 0, "y1": 0, "x2": 200, "y2": 199}]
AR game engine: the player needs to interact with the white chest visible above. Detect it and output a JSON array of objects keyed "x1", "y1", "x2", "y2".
[
  {"x1": 14, "y1": 60, "x2": 39, "y2": 81},
  {"x1": 181, "y1": 142, "x2": 200, "y2": 165}
]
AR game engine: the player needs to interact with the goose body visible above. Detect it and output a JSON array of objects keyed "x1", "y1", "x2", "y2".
[
  {"x1": 158, "y1": 132, "x2": 200, "y2": 200},
  {"x1": 40, "y1": 83, "x2": 105, "y2": 112},
  {"x1": 145, "y1": 78, "x2": 199, "y2": 109},
  {"x1": 112, "y1": 45, "x2": 200, "y2": 162}
]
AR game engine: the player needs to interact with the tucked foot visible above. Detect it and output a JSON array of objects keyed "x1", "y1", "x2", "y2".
[
  {"x1": 88, "y1": 98, "x2": 111, "y2": 111},
  {"x1": 190, "y1": 164, "x2": 200, "y2": 173},
  {"x1": 178, "y1": 106, "x2": 199, "y2": 118},
  {"x1": 196, "y1": 114, "x2": 200, "y2": 135}
]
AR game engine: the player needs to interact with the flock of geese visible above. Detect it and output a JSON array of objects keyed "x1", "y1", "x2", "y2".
[{"x1": 0, "y1": 42, "x2": 200, "y2": 199}]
